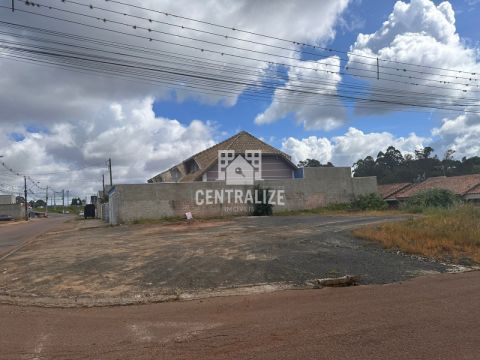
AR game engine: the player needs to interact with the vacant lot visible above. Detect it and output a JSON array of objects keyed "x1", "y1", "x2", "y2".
[
  {"x1": 0, "y1": 214, "x2": 450, "y2": 306},
  {"x1": 353, "y1": 205, "x2": 480, "y2": 264}
]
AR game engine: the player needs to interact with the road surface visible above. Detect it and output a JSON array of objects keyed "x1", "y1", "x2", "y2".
[
  {"x1": 0, "y1": 214, "x2": 71, "y2": 258},
  {"x1": 0, "y1": 271, "x2": 478, "y2": 360}
]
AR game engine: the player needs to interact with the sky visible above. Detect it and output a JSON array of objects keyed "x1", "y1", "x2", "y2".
[{"x1": 0, "y1": 0, "x2": 479, "y2": 200}]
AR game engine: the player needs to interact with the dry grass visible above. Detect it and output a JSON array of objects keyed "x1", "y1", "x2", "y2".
[
  {"x1": 352, "y1": 205, "x2": 480, "y2": 263},
  {"x1": 274, "y1": 206, "x2": 398, "y2": 217}
]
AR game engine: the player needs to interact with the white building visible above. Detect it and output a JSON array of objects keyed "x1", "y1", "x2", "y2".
[{"x1": 0, "y1": 194, "x2": 16, "y2": 205}]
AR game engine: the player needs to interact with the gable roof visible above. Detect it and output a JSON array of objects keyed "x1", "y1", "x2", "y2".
[
  {"x1": 395, "y1": 174, "x2": 480, "y2": 199},
  {"x1": 227, "y1": 155, "x2": 254, "y2": 170},
  {"x1": 148, "y1": 131, "x2": 295, "y2": 183},
  {"x1": 378, "y1": 183, "x2": 413, "y2": 200},
  {"x1": 467, "y1": 183, "x2": 480, "y2": 195}
]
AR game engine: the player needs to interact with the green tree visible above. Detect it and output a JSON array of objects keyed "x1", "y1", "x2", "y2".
[{"x1": 297, "y1": 159, "x2": 334, "y2": 168}]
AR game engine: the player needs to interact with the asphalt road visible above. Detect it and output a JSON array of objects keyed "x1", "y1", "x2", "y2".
[
  {"x1": 0, "y1": 271, "x2": 478, "y2": 360},
  {"x1": 0, "y1": 214, "x2": 71, "y2": 258}
]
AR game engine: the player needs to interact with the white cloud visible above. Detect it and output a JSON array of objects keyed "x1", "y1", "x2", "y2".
[
  {"x1": 0, "y1": 98, "x2": 215, "y2": 198},
  {"x1": 431, "y1": 109, "x2": 480, "y2": 158},
  {"x1": 282, "y1": 127, "x2": 427, "y2": 166},
  {"x1": 255, "y1": 57, "x2": 346, "y2": 130},
  {"x1": 347, "y1": 0, "x2": 480, "y2": 115},
  {"x1": 0, "y1": 0, "x2": 351, "y2": 198},
  {"x1": 0, "y1": 0, "x2": 350, "y2": 125}
]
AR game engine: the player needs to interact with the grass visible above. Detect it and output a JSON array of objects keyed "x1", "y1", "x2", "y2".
[
  {"x1": 274, "y1": 203, "x2": 396, "y2": 217},
  {"x1": 352, "y1": 205, "x2": 480, "y2": 264}
]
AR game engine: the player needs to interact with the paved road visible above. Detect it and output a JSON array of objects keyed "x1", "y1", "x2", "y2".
[
  {"x1": 1, "y1": 271, "x2": 478, "y2": 360},
  {"x1": 0, "y1": 214, "x2": 71, "y2": 258}
]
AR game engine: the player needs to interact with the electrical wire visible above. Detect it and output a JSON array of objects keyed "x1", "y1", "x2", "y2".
[
  {"x1": 4, "y1": 4, "x2": 480, "y2": 96},
  {"x1": 100, "y1": 0, "x2": 479, "y2": 76}
]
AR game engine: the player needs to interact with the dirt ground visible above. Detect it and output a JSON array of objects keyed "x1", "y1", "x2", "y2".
[
  {"x1": 0, "y1": 214, "x2": 453, "y2": 306},
  {"x1": 1, "y1": 271, "x2": 479, "y2": 360}
]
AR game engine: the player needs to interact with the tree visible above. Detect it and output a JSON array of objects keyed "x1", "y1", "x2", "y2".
[
  {"x1": 297, "y1": 159, "x2": 334, "y2": 168},
  {"x1": 353, "y1": 156, "x2": 376, "y2": 177},
  {"x1": 35, "y1": 200, "x2": 46, "y2": 208},
  {"x1": 415, "y1": 146, "x2": 434, "y2": 160},
  {"x1": 71, "y1": 197, "x2": 82, "y2": 206},
  {"x1": 353, "y1": 145, "x2": 480, "y2": 184},
  {"x1": 376, "y1": 146, "x2": 404, "y2": 169},
  {"x1": 443, "y1": 149, "x2": 455, "y2": 161}
]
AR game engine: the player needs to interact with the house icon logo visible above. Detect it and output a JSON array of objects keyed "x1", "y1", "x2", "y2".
[{"x1": 217, "y1": 150, "x2": 262, "y2": 185}]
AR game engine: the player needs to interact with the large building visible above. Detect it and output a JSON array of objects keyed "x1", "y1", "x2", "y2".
[
  {"x1": 107, "y1": 131, "x2": 378, "y2": 224},
  {"x1": 148, "y1": 131, "x2": 298, "y2": 183}
]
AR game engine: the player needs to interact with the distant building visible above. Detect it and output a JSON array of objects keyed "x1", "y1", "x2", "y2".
[
  {"x1": 148, "y1": 131, "x2": 298, "y2": 183},
  {"x1": 378, "y1": 174, "x2": 480, "y2": 204},
  {"x1": 0, "y1": 194, "x2": 16, "y2": 205},
  {"x1": 105, "y1": 131, "x2": 378, "y2": 224}
]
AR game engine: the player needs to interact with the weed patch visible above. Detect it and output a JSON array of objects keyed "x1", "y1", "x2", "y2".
[{"x1": 353, "y1": 205, "x2": 480, "y2": 263}]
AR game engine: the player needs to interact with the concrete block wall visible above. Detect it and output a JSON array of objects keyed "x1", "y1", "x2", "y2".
[
  {"x1": 0, "y1": 204, "x2": 26, "y2": 220},
  {"x1": 108, "y1": 167, "x2": 378, "y2": 224},
  {"x1": 352, "y1": 176, "x2": 378, "y2": 197}
]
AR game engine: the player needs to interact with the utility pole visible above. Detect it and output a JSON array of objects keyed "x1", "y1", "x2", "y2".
[
  {"x1": 24, "y1": 176, "x2": 28, "y2": 221},
  {"x1": 62, "y1": 189, "x2": 65, "y2": 214},
  {"x1": 45, "y1": 186, "x2": 48, "y2": 217},
  {"x1": 376, "y1": 57, "x2": 380, "y2": 80},
  {"x1": 11, "y1": 0, "x2": 14, "y2": 12},
  {"x1": 66, "y1": 190, "x2": 69, "y2": 209},
  {"x1": 108, "y1": 158, "x2": 113, "y2": 187}
]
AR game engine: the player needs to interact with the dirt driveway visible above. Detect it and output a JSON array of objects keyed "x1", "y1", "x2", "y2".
[{"x1": 0, "y1": 214, "x2": 450, "y2": 306}]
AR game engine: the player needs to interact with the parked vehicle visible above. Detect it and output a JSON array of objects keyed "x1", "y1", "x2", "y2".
[{"x1": 0, "y1": 214, "x2": 13, "y2": 221}]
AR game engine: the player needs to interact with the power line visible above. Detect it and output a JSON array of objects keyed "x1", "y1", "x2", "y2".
[
  {"x1": 2, "y1": 21, "x2": 478, "y2": 108},
  {"x1": 53, "y1": 0, "x2": 480, "y2": 82},
  {"x1": 99, "y1": 0, "x2": 479, "y2": 76},
  {"x1": 2, "y1": 33, "x2": 478, "y2": 110},
  {"x1": 4, "y1": 4, "x2": 480, "y2": 95},
  {"x1": 1, "y1": 20, "x2": 478, "y2": 114},
  {"x1": 2, "y1": 41, "x2": 478, "y2": 113}
]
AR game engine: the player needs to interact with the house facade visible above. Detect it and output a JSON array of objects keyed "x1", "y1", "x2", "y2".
[
  {"x1": 106, "y1": 131, "x2": 378, "y2": 224},
  {"x1": 148, "y1": 131, "x2": 298, "y2": 183}
]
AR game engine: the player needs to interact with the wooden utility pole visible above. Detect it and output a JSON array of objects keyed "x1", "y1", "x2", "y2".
[
  {"x1": 24, "y1": 176, "x2": 28, "y2": 221},
  {"x1": 108, "y1": 158, "x2": 113, "y2": 187},
  {"x1": 45, "y1": 186, "x2": 48, "y2": 217},
  {"x1": 376, "y1": 57, "x2": 380, "y2": 80}
]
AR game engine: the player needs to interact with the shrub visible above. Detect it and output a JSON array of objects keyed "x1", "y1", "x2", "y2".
[
  {"x1": 252, "y1": 187, "x2": 273, "y2": 216},
  {"x1": 351, "y1": 193, "x2": 388, "y2": 211},
  {"x1": 404, "y1": 188, "x2": 458, "y2": 212}
]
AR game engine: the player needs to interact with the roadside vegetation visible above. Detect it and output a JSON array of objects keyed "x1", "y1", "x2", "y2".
[
  {"x1": 353, "y1": 190, "x2": 480, "y2": 263},
  {"x1": 276, "y1": 193, "x2": 389, "y2": 216}
]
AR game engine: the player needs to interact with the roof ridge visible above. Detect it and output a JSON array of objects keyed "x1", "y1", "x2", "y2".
[
  {"x1": 226, "y1": 131, "x2": 244, "y2": 150},
  {"x1": 462, "y1": 176, "x2": 480, "y2": 195},
  {"x1": 185, "y1": 132, "x2": 241, "y2": 165}
]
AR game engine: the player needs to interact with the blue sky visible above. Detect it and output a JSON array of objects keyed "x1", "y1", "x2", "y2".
[{"x1": 153, "y1": 0, "x2": 480, "y2": 152}]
